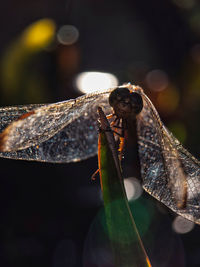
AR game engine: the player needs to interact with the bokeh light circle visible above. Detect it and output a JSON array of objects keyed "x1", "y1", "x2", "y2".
[
  {"x1": 172, "y1": 216, "x2": 195, "y2": 234},
  {"x1": 146, "y1": 69, "x2": 169, "y2": 92},
  {"x1": 57, "y1": 25, "x2": 79, "y2": 45},
  {"x1": 124, "y1": 177, "x2": 143, "y2": 201}
]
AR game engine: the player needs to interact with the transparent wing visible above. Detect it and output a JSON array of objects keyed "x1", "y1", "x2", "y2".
[
  {"x1": 0, "y1": 104, "x2": 45, "y2": 130},
  {"x1": 0, "y1": 100, "x2": 76, "y2": 152},
  {"x1": 136, "y1": 91, "x2": 200, "y2": 224},
  {"x1": 0, "y1": 89, "x2": 113, "y2": 163}
]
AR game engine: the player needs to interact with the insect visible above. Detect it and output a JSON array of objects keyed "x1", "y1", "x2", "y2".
[{"x1": 0, "y1": 83, "x2": 199, "y2": 224}]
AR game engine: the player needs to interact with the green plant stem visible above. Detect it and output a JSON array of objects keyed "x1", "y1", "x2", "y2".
[{"x1": 98, "y1": 117, "x2": 151, "y2": 267}]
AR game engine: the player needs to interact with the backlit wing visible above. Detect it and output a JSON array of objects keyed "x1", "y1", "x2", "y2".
[
  {"x1": 137, "y1": 90, "x2": 200, "y2": 224},
  {"x1": 0, "y1": 89, "x2": 113, "y2": 163}
]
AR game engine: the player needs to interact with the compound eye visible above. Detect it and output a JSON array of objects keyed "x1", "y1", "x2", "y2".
[
  {"x1": 130, "y1": 92, "x2": 143, "y2": 114},
  {"x1": 109, "y1": 87, "x2": 130, "y2": 107}
]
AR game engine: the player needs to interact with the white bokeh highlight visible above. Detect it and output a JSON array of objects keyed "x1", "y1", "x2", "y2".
[
  {"x1": 124, "y1": 177, "x2": 143, "y2": 201},
  {"x1": 75, "y1": 72, "x2": 118, "y2": 94}
]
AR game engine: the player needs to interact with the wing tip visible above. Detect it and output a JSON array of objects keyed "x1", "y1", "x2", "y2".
[
  {"x1": 0, "y1": 110, "x2": 35, "y2": 153},
  {"x1": 0, "y1": 128, "x2": 9, "y2": 152}
]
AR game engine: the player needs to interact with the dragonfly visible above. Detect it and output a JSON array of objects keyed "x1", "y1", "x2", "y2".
[{"x1": 0, "y1": 83, "x2": 200, "y2": 224}]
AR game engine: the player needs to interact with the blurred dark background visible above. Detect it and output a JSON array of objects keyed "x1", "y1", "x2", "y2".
[{"x1": 0, "y1": 0, "x2": 200, "y2": 266}]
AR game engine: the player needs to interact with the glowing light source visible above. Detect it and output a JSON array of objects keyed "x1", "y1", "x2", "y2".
[
  {"x1": 1, "y1": 18, "x2": 56, "y2": 102},
  {"x1": 57, "y1": 25, "x2": 79, "y2": 45},
  {"x1": 22, "y1": 18, "x2": 56, "y2": 50},
  {"x1": 172, "y1": 216, "x2": 195, "y2": 234},
  {"x1": 124, "y1": 177, "x2": 143, "y2": 201},
  {"x1": 75, "y1": 72, "x2": 118, "y2": 94},
  {"x1": 146, "y1": 69, "x2": 169, "y2": 92}
]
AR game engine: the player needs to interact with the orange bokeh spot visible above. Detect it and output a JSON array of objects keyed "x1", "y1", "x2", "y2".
[{"x1": 157, "y1": 86, "x2": 179, "y2": 115}]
